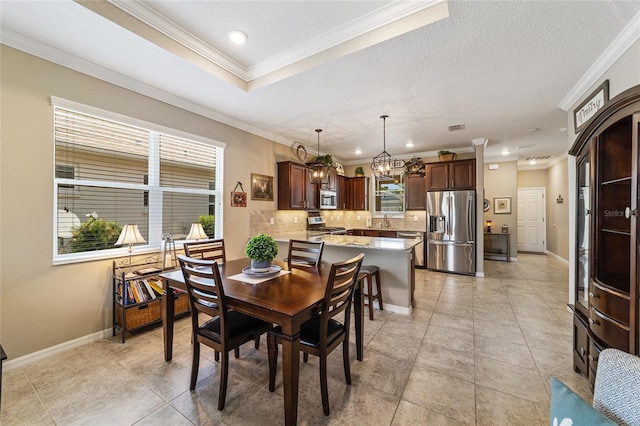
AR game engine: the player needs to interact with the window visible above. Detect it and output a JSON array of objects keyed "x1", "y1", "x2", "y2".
[
  {"x1": 373, "y1": 173, "x2": 405, "y2": 217},
  {"x1": 53, "y1": 98, "x2": 225, "y2": 264}
]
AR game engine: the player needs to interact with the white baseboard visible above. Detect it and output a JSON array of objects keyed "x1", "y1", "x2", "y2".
[
  {"x1": 475, "y1": 271, "x2": 485, "y2": 277},
  {"x1": 545, "y1": 250, "x2": 569, "y2": 264},
  {"x1": 379, "y1": 302, "x2": 411, "y2": 315},
  {"x1": 3, "y1": 328, "x2": 112, "y2": 372}
]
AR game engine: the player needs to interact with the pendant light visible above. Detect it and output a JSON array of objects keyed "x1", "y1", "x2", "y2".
[
  {"x1": 371, "y1": 115, "x2": 397, "y2": 178},
  {"x1": 309, "y1": 128, "x2": 330, "y2": 186}
]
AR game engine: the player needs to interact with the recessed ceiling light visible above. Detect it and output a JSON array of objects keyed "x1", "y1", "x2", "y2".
[
  {"x1": 501, "y1": 149, "x2": 510, "y2": 155},
  {"x1": 529, "y1": 159, "x2": 537, "y2": 165},
  {"x1": 228, "y1": 30, "x2": 248, "y2": 45},
  {"x1": 406, "y1": 141, "x2": 414, "y2": 148},
  {"x1": 355, "y1": 148, "x2": 362, "y2": 155},
  {"x1": 527, "y1": 127, "x2": 540, "y2": 133}
]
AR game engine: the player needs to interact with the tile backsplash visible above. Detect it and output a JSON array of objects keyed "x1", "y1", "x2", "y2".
[{"x1": 249, "y1": 210, "x2": 427, "y2": 235}]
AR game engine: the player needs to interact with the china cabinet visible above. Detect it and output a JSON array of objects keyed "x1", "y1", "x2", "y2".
[{"x1": 569, "y1": 85, "x2": 640, "y2": 387}]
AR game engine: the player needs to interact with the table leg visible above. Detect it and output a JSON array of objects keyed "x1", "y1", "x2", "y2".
[
  {"x1": 162, "y1": 282, "x2": 176, "y2": 361},
  {"x1": 354, "y1": 280, "x2": 364, "y2": 361},
  {"x1": 280, "y1": 335, "x2": 300, "y2": 426}
]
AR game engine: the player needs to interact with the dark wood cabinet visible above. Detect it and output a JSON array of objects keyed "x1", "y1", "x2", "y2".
[
  {"x1": 569, "y1": 85, "x2": 640, "y2": 386},
  {"x1": 349, "y1": 176, "x2": 368, "y2": 210},
  {"x1": 405, "y1": 174, "x2": 427, "y2": 210},
  {"x1": 573, "y1": 314, "x2": 589, "y2": 375},
  {"x1": 336, "y1": 175, "x2": 349, "y2": 210},
  {"x1": 277, "y1": 161, "x2": 318, "y2": 210},
  {"x1": 425, "y1": 159, "x2": 475, "y2": 190}
]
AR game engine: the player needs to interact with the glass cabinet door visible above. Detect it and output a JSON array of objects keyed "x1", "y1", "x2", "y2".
[{"x1": 576, "y1": 146, "x2": 590, "y2": 314}]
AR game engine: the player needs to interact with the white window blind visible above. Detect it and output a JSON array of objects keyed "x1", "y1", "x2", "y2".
[{"x1": 53, "y1": 100, "x2": 224, "y2": 264}]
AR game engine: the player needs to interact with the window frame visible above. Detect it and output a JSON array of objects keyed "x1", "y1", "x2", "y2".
[{"x1": 52, "y1": 97, "x2": 225, "y2": 265}]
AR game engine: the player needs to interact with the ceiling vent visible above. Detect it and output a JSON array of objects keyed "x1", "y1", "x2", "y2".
[
  {"x1": 447, "y1": 123, "x2": 465, "y2": 132},
  {"x1": 524, "y1": 155, "x2": 551, "y2": 161}
]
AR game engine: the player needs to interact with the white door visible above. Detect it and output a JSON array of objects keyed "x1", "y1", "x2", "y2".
[{"x1": 517, "y1": 188, "x2": 545, "y2": 252}]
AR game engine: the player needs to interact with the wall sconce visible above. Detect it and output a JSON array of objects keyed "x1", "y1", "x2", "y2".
[
  {"x1": 557, "y1": 194, "x2": 564, "y2": 204},
  {"x1": 486, "y1": 220, "x2": 492, "y2": 233},
  {"x1": 186, "y1": 223, "x2": 208, "y2": 240}
]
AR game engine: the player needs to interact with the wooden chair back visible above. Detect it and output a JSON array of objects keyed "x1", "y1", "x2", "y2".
[
  {"x1": 287, "y1": 239, "x2": 325, "y2": 269},
  {"x1": 319, "y1": 253, "x2": 365, "y2": 331},
  {"x1": 184, "y1": 238, "x2": 226, "y2": 263},
  {"x1": 178, "y1": 254, "x2": 227, "y2": 332}
]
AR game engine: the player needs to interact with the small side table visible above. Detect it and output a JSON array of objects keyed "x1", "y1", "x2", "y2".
[
  {"x1": 484, "y1": 233, "x2": 510, "y2": 262},
  {"x1": 0, "y1": 344, "x2": 7, "y2": 409}
]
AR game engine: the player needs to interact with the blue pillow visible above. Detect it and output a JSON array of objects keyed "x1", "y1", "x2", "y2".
[{"x1": 550, "y1": 377, "x2": 616, "y2": 425}]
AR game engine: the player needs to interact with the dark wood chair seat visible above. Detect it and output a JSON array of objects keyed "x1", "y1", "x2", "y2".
[
  {"x1": 268, "y1": 253, "x2": 365, "y2": 416},
  {"x1": 178, "y1": 254, "x2": 272, "y2": 411}
]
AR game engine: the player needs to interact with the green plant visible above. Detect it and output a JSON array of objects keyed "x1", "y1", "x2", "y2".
[
  {"x1": 245, "y1": 233, "x2": 278, "y2": 262},
  {"x1": 72, "y1": 218, "x2": 123, "y2": 253},
  {"x1": 355, "y1": 166, "x2": 364, "y2": 175},
  {"x1": 438, "y1": 150, "x2": 453, "y2": 156},
  {"x1": 314, "y1": 154, "x2": 334, "y2": 166},
  {"x1": 198, "y1": 214, "x2": 215, "y2": 237}
]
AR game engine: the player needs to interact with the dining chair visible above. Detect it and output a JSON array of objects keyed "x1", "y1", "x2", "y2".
[
  {"x1": 285, "y1": 239, "x2": 325, "y2": 269},
  {"x1": 178, "y1": 254, "x2": 272, "y2": 411},
  {"x1": 267, "y1": 252, "x2": 365, "y2": 415},
  {"x1": 183, "y1": 238, "x2": 226, "y2": 263}
]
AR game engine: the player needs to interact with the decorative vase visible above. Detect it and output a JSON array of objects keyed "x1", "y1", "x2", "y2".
[{"x1": 251, "y1": 259, "x2": 272, "y2": 272}]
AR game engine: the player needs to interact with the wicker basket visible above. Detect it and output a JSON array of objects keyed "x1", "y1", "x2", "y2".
[
  {"x1": 174, "y1": 292, "x2": 190, "y2": 315},
  {"x1": 116, "y1": 299, "x2": 161, "y2": 330}
]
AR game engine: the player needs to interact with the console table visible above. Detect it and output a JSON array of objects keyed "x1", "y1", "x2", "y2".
[{"x1": 484, "y1": 233, "x2": 510, "y2": 262}]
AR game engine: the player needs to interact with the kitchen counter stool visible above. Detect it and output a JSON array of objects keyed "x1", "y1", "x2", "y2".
[{"x1": 358, "y1": 265, "x2": 383, "y2": 320}]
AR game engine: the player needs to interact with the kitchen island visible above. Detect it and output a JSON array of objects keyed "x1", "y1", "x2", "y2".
[{"x1": 273, "y1": 233, "x2": 419, "y2": 314}]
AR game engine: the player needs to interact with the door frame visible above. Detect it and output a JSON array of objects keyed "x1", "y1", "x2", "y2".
[{"x1": 517, "y1": 187, "x2": 546, "y2": 253}]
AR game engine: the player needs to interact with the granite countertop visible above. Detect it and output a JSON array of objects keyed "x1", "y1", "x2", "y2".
[{"x1": 272, "y1": 233, "x2": 420, "y2": 251}]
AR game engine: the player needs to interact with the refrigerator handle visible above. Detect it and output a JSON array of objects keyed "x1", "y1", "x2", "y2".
[
  {"x1": 446, "y1": 195, "x2": 452, "y2": 235},
  {"x1": 467, "y1": 196, "x2": 473, "y2": 241}
]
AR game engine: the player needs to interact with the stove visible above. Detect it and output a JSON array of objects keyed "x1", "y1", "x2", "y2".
[{"x1": 307, "y1": 216, "x2": 347, "y2": 235}]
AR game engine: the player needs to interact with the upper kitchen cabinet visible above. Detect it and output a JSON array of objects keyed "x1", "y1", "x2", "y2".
[
  {"x1": 568, "y1": 85, "x2": 640, "y2": 382},
  {"x1": 405, "y1": 174, "x2": 427, "y2": 210},
  {"x1": 349, "y1": 176, "x2": 368, "y2": 210},
  {"x1": 426, "y1": 159, "x2": 476, "y2": 190},
  {"x1": 277, "y1": 161, "x2": 318, "y2": 210},
  {"x1": 336, "y1": 175, "x2": 349, "y2": 210}
]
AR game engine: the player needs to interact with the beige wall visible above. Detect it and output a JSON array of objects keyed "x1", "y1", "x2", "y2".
[
  {"x1": 518, "y1": 169, "x2": 548, "y2": 189},
  {"x1": 0, "y1": 46, "x2": 298, "y2": 359},
  {"x1": 484, "y1": 162, "x2": 518, "y2": 259}
]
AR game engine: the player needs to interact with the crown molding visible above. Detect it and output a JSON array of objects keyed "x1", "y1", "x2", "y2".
[
  {"x1": 1, "y1": 29, "x2": 293, "y2": 148},
  {"x1": 559, "y1": 11, "x2": 640, "y2": 111},
  {"x1": 103, "y1": 0, "x2": 448, "y2": 87}
]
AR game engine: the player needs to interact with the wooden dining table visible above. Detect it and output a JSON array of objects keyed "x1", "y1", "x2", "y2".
[{"x1": 160, "y1": 258, "x2": 364, "y2": 426}]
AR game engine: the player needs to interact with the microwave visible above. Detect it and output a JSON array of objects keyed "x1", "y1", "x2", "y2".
[{"x1": 319, "y1": 189, "x2": 337, "y2": 209}]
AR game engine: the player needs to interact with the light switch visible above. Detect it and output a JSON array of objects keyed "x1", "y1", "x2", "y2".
[
  {"x1": 294, "y1": 217, "x2": 297, "y2": 224},
  {"x1": 357, "y1": 215, "x2": 361, "y2": 221},
  {"x1": 270, "y1": 218, "x2": 275, "y2": 225},
  {"x1": 414, "y1": 215, "x2": 418, "y2": 222}
]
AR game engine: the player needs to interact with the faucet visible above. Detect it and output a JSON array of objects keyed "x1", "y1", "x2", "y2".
[{"x1": 383, "y1": 214, "x2": 390, "y2": 228}]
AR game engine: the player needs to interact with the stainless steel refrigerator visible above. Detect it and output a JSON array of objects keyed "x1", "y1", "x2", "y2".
[{"x1": 426, "y1": 190, "x2": 476, "y2": 275}]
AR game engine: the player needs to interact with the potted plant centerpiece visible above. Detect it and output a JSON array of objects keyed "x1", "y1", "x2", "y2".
[
  {"x1": 245, "y1": 233, "x2": 278, "y2": 272},
  {"x1": 354, "y1": 166, "x2": 365, "y2": 177}
]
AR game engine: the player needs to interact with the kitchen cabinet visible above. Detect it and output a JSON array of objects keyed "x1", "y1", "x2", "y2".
[
  {"x1": 405, "y1": 174, "x2": 427, "y2": 210},
  {"x1": 568, "y1": 85, "x2": 640, "y2": 387},
  {"x1": 277, "y1": 161, "x2": 318, "y2": 210},
  {"x1": 336, "y1": 175, "x2": 349, "y2": 210},
  {"x1": 426, "y1": 159, "x2": 475, "y2": 190},
  {"x1": 349, "y1": 176, "x2": 368, "y2": 210}
]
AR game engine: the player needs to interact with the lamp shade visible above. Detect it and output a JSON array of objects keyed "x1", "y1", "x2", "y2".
[
  {"x1": 186, "y1": 223, "x2": 208, "y2": 240},
  {"x1": 115, "y1": 224, "x2": 146, "y2": 246}
]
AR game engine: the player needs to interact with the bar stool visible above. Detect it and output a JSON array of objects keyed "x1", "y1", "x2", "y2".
[{"x1": 358, "y1": 265, "x2": 383, "y2": 320}]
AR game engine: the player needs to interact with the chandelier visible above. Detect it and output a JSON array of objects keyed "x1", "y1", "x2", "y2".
[
  {"x1": 308, "y1": 128, "x2": 330, "y2": 186},
  {"x1": 371, "y1": 115, "x2": 397, "y2": 178}
]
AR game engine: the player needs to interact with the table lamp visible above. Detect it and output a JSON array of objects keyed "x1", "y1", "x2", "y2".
[
  {"x1": 186, "y1": 223, "x2": 208, "y2": 240},
  {"x1": 486, "y1": 220, "x2": 492, "y2": 233},
  {"x1": 115, "y1": 224, "x2": 146, "y2": 272}
]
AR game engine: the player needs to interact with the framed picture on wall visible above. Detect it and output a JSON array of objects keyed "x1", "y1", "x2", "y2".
[
  {"x1": 251, "y1": 173, "x2": 274, "y2": 201},
  {"x1": 494, "y1": 197, "x2": 511, "y2": 214}
]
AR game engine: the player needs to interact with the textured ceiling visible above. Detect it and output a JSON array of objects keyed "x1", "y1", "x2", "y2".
[{"x1": 1, "y1": 0, "x2": 639, "y2": 169}]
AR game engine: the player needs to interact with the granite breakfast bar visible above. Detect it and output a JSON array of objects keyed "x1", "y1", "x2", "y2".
[{"x1": 273, "y1": 233, "x2": 419, "y2": 314}]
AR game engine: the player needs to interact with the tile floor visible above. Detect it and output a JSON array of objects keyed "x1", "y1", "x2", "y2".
[{"x1": 1, "y1": 253, "x2": 590, "y2": 425}]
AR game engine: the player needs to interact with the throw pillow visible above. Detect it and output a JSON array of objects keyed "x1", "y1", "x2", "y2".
[{"x1": 550, "y1": 377, "x2": 616, "y2": 425}]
